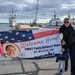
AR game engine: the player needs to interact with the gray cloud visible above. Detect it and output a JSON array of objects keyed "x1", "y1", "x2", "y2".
[{"x1": 0, "y1": 0, "x2": 75, "y2": 22}]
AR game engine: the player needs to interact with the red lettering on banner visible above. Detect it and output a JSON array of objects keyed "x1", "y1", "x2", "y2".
[
  {"x1": 46, "y1": 35, "x2": 59, "y2": 43},
  {"x1": 20, "y1": 40, "x2": 43, "y2": 48}
]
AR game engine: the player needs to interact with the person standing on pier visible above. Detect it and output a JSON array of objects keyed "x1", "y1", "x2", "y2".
[
  {"x1": 59, "y1": 18, "x2": 75, "y2": 75},
  {"x1": 56, "y1": 39, "x2": 68, "y2": 75}
]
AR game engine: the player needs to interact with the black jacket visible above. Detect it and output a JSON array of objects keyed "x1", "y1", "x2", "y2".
[
  {"x1": 56, "y1": 44, "x2": 69, "y2": 62},
  {"x1": 59, "y1": 24, "x2": 75, "y2": 48}
]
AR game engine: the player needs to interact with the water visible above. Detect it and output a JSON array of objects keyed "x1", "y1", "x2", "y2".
[{"x1": 0, "y1": 23, "x2": 13, "y2": 31}]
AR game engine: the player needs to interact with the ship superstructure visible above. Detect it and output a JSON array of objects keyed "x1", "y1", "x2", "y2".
[
  {"x1": 49, "y1": 10, "x2": 63, "y2": 27},
  {"x1": 9, "y1": 8, "x2": 17, "y2": 27}
]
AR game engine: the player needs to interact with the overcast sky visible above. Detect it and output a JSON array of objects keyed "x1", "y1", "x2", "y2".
[{"x1": 0, "y1": 0, "x2": 75, "y2": 23}]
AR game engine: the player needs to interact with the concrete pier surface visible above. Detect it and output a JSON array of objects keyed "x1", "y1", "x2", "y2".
[{"x1": 0, "y1": 55, "x2": 70, "y2": 75}]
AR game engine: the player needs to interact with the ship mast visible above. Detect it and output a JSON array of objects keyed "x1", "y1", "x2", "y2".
[
  {"x1": 54, "y1": 10, "x2": 56, "y2": 19},
  {"x1": 68, "y1": 11, "x2": 70, "y2": 19},
  {"x1": 12, "y1": 8, "x2": 14, "y2": 15}
]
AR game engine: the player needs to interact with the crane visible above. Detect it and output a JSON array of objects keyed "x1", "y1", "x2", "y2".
[
  {"x1": 35, "y1": 0, "x2": 39, "y2": 23},
  {"x1": 31, "y1": 0, "x2": 39, "y2": 26}
]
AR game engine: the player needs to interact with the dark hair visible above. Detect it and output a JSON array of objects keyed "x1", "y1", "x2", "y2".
[
  {"x1": 61, "y1": 39, "x2": 66, "y2": 43},
  {"x1": 6, "y1": 45, "x2": 15, "y2": 51}
]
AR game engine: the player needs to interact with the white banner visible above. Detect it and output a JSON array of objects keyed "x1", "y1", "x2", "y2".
[{"x1": 1, "y1": 29, "x2": 62, "y2": 58}]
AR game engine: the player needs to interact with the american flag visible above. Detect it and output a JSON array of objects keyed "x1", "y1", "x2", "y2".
[
  {"x1": 0, "y1": 29, "x2": 59, "y2": 43},
  {"x1": 0, "y1": 30, "x2": 34, "y2": 43}
]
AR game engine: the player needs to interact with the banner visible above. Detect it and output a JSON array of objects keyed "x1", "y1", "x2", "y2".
[{"x1": 0, "y1": 29, "x2": 62, "y2": 58}]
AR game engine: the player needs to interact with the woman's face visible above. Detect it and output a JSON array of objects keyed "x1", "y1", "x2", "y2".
[
  {"x1": 64, "y1": 20, "x2": 70, "y2": 27},
  {"x1": 6, "y1": 46, "x2": 16, "y2": 57}
]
